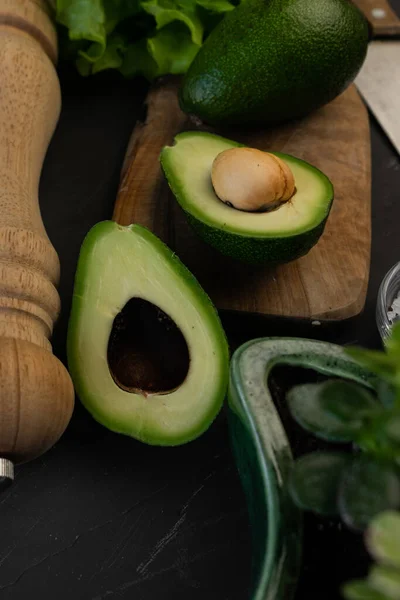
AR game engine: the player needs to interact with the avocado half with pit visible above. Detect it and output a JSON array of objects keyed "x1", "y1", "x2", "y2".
[
  {"x1": 67, "y1": 221, "x2": 229, "y2": 446},
  {"x1": 160, "y1": 132, "x2": 334, "y2": 265}
]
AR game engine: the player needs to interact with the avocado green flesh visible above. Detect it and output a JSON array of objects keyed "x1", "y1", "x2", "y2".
[
  {"x1": 180, "y1": 0, "x2": 369, "y2": 127},
  {"x1": 67, "y1": 221, "x2": 229, "y2": 446},
  {"x1": 161, "y1": 132, "x2": 334, "y2": 264}
]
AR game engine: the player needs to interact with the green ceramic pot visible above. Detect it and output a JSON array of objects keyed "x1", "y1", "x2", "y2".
[{"x1": 228, "y1": 338, "x2": 378, "y2": 600}]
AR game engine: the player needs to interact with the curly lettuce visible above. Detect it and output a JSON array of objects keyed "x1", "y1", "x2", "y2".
[{"x1": 50, "y1": 0, "x2": 240, "y2": 79}]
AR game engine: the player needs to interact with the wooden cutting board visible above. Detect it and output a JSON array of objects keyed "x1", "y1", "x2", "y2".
[{"x1": 114, "y1": 78, "x2": 371, "y2": 321}]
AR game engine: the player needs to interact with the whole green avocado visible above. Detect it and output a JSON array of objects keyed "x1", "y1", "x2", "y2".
[{"x1": 179, "y1": 0, "x2": 370, "y2": 126}]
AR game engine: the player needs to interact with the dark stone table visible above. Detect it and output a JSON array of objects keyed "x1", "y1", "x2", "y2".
[{"x1": 0, "y1": 6, "x2": 399, "y2": 597}]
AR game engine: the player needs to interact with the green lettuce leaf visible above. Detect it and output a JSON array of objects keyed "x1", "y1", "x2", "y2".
[
  {"x1": 141, "y1": 0, "x2": 204, "y2": 45},
  {"x1": 52, "y1": 0, "x2": 239, "y2": 79},
  {"x1": 92, "y1": 32, "x2": 127, "y2": 73},
  {"x1": 119, "y1": 38, "x2": 158, "y2": 80},
  {"x1": 55, "y1": 0, "x2": 106, "y2": 47},
  {"x1": 147, "y1": 22, "x2": 201, "y2": 76},
  {"x1": 196, "y1": 0, "x2": 236, "y2": 11}
]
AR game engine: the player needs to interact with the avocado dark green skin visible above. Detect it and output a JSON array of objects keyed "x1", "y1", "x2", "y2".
[
  {"x1": 180, "y1": 0, "x2": 369, "y2": 127},
  {"x1": 185, "y1": 211, "x2": 331, "y2": 266}
]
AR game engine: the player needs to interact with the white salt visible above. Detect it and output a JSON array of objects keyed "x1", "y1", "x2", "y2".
[{"x1": 388, "y1": 291, "x2": 400, "y2": 323}]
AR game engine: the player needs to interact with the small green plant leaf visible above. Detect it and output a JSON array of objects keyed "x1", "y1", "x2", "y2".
[
  {"x1": 377, "y1": 380, "x2": 397, "y2": 409},
  {"x1": 287, "y1": 382, "x2": 364, "y2": 442},
  {"x1": 321, "y1": 380, "x2": 378, "y2": 421},
  {"x1": 343, "y1": 580, "x2": 391, "y2": 600},
  {"x1": 354, "y1": 412, "x2": 400, "y2": 461},
  {"x1": 346, "y1": 348, "x2": 398, "y2": 383},
  {"x1": 366, "y1": 511, "x2": 400, "y2": 569},
  {"x1": 369, "y1": 566, "x2": 400, "y2": 600},
  {"x1": 339, "y1": 456, "x2": 400, "y2": 531},
  {"x1": 384, "y1": 415, "x2": 400, "y2": 446},
  {"x1": 288, "y1": 452, "x2": 349, "y2": 515},
  {"x1": 385, "y1": 322, "x2": 400, "y2": 360}
]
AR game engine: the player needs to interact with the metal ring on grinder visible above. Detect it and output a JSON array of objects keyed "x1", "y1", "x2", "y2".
[{"x1": 0, "y1": 458, "x2": 14, "y2": 492}]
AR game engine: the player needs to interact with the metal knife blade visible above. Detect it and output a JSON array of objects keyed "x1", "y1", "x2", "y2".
[{"x1": 353, "y1": 0, "x2": 400, "y2": 154}]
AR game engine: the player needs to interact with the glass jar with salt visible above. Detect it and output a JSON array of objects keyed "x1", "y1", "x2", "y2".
[{"x1": 376, "y1": 261, "x2": 400, "y2": 341}]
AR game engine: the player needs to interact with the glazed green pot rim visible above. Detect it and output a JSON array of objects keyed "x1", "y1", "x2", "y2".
[{"x1": 230, "y1": 353, "x2": 282, "y2": 600}]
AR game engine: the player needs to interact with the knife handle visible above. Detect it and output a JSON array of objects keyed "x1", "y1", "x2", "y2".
[
  {"x1": 0, "y1": 0, "x2": 74, "y2": 473},
  {"x1": 353, "y1": 0, "x2": 400, "y2": 36}
]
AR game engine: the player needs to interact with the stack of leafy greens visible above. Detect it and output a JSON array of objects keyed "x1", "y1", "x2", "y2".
[
  {"x1": 345, "y1": 511, "x2": 400, "y2": 600},
  {"x1": 49, "y1": 0, "x2": 240, "y2": 79},
  {"x1": 287, "y1": 322, "x2": 400, "y2": 531},
  {"x1": 286, "y1": 321, "x2": 400, "y2": 599}
]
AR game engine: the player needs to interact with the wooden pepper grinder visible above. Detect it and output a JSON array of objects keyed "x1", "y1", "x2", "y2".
[{"x1": 0, "y1": 0, "x2": 74, "y2": 487}]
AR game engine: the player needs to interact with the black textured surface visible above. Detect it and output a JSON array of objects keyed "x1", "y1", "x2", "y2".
[{"x1": 1, "y1": 9, "x2": 400, "y2": 596}]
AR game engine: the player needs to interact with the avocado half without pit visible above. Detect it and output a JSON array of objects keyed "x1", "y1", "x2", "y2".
[
  {"x1": 160, "y1": 132, "x2": 334, "y2": 265},
  {"x1": 67, "y1": 221, "x2": 229, "y2": 445}
]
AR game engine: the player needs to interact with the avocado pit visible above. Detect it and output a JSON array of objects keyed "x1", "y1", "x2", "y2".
[
  {"x1": 107, "y1": 298, "x2": 190, "y2": 396},
  {"x1": 211, "y1": 147, "x2": 296, "y2": 212}
]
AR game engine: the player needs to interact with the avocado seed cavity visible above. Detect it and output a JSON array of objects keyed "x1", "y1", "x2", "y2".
[
  {"x1": 211, "y1": 147, "x2": 295, "y2": 212},
  {"x1": 107, "y1": 298, "x2": 190, "y2": 396}
]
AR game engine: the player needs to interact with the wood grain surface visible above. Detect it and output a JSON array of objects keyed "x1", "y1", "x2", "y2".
[
  {"x1": 0, "y1": 0, "x2": 74, "y2": 464},
  {"x1": 114, "y1": 78, "x2": 371, "y2": 321},
  {"x1": 353, "y1": 0, "x2": 400, "y2": 35}
]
